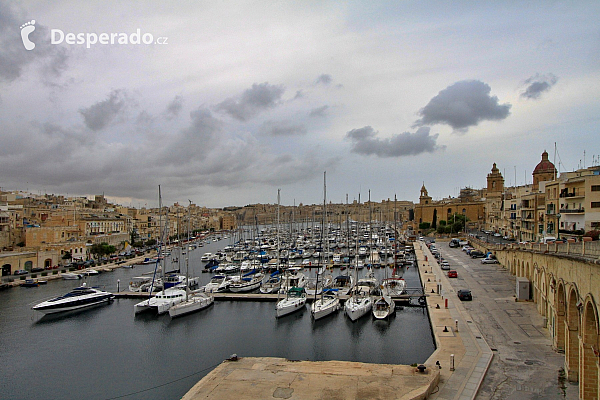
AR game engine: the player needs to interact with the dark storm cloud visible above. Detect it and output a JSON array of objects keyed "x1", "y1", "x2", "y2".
[
  {"x1": 260, "y1": 120, "x2": 307, "y2": 136},
  {"x1": 346, "y1": 126, "x2": 443, "y2": 157},
  {"x1": 79, "y1": 89, "x2": 130, "y2": 131},
  {"x1": 316, "y1": 74, "x2": 332, "y2": 85},
  {"x1": 414, "y1": 80, "x2": 511, "y2": 132},
  {"x1": 214, "y1": 82, "x2": 285, "y2": 121},
  {"x1": 0, "y1": 1, "x2": 70, "y2": 82},
  {"x1": 309, "y1": 105, "x2": 329, "y2": 118},
  {"x1": 521, "y1": 73, "x2": 558, "y2": 100},
  {"x1": 165, "y1": 95, "x2": 183, "y2": 119}
]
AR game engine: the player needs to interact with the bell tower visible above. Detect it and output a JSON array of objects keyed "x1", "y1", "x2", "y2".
[
  {"x1": 419, "y1": 183, "x2": 432, "y2": 205},
  {"x1": 487, "y1": 163, "x2": 504, "y2": 194}
]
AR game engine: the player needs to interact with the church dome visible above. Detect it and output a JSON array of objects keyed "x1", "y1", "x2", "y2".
[{"x1": 533, "y1": 151, "x2": 556, "y2": 175}]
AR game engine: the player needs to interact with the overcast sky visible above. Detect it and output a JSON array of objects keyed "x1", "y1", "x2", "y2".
[{"x1": 1, "y1": 1, "x2": 599, "y2": 208}]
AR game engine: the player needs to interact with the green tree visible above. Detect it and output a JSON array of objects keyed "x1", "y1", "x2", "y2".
[{"x1": 129, "y1": 228, "x2": 138, "y2": 245}]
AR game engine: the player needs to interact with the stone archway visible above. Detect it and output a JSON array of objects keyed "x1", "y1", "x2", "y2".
[
  {"x1": 566, "y1": 287, "x2": 581, "y2": 382},
  {"x1": 44, "y1": 258, "x2": 52, "y2": 268},
  {"x1": 539, "y1": 269, "x2": 547, "y2": 317},
  {"x1": 525, "y1": 261, "x2": 531, "y2": 280},
  {"x1": 1, "y1": 263, "x2": 10, "y2": 276},
  {"x1": 555, "y1": 282, "x2": 566, "y2": 352},
  {"x1": 533, "y1": 267, "x2": 540, "y2": 305},
  {"x1": 580, "y1": 298, "x2": 599, "y2": 399}
]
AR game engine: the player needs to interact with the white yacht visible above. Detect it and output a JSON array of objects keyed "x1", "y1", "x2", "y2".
[
  {"x1": 168, "y1": 290, "x2": 213, "y2": 318},
  {"x1": 278, "y1": 267, "x2": 306, "y2": 293},
  {"x1": 381, "y1": 276, "x2": 406, "y2": 297},
  {"x1": 344, "y1": 291, "x2": 373, "y2": 321},
  {"x1": 229, "y1": 270, "x2": 264, "y2": 293},
  {"x1": 311, "y1": 290, "x2": 340, "y2": 320},
  {"x1": 61, "y1": 272, "x2": 82, "y2": 280},
  {"x1": 260, "y1": 271, "x2": 282, "y2": 294},
  {"x1": 372, "y1": 294, "x2": 395, "y2": 320},
  {"x1": 276, "y1": 287, "x2": 307, "y2": 318},
  {"x1": 134, "y1": 287, "x2": 186, "y2": 314},
  {"x1": 32, "y1": 283, "x2": 114, "y2": 314}
]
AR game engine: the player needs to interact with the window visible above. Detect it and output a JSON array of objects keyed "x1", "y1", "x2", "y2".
[
  {"x1": 592, "y1": 202, "x2": 600, "y2": 208},
  {"x1": 591, "y1": 185, "x2": 600, "y2": 192}
]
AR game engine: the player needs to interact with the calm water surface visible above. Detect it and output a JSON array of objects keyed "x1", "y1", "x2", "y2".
[{"x1": 0, "y1": 238, "x2": 435, "y2": 400}]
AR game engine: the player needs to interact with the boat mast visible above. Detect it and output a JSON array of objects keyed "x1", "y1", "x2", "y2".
[
  {"x1": 148, "y1": 185, "x2": 162, "y2": 298},
  {"x1": 394, "y1": 194, "x2": 397, "y2": 273},
  {"x1": 277, "y1": 189, "x2": 281, "y2": 272},
  {"x1": 185, "y1": 200, "x2": 191, "y2": 301}
]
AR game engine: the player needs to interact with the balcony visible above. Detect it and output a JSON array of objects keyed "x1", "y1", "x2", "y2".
[
  {"x1": 559, "y1": 208, "x2": 585, "y2": 214},
  {"x1": 560, "y1": 191, "x2": 584, "y2": 199}
]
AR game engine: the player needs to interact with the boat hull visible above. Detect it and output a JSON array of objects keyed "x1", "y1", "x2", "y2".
[
  {"x1": 311, "y1": 296, "x2": 340, "y2": 320},
  {"x1": 168, "y1": 295, "x2": 213, "y2": 318},
  {"x1": 276, "y1": 297, "x2": 306, "y2": 318},
  {"x1": 344, "y1": 296, "x2": 372, "y2": 321},
  {"x1": 33, "y1": 293, "x2": 114, "y2": 314}
]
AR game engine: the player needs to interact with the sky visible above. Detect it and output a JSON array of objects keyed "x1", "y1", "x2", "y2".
[{"x1": 1, "y1": 1, "x2": 599, "y2": 208}]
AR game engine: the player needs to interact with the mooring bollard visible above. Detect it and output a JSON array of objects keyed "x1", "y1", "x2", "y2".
[
  {"x1": 117, "y1": 279, "x2": 120, "y2": 293},
  {"x1": 455, "y1": 319, "x2": 458, "y2": 332},
  {"x1": 450, "y1": 354, "x2": 455, "y2": 371}
]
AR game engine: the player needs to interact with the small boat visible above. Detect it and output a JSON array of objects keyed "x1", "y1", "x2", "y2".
[
  {"x1": 276, "y1": 287, "x2": 307, "y2": 318},
  {"x1": 344, "y1": 292, "x2": 373, "y2": 321},
  {"x1": 311, "y1": 289, "x2": 340, "y2": 320},
  {"x1": 81, "y1": 269, "x2": 99, "y2": 276},
  {"x1": 372, "y1": 293, "x2": 395, "y2": 320},
  {"x1": 260, "y1": 270, "x2": 281, "y2": 294},
  {"x1": 168, "y1": 290, "x2": 213, "y2": 318},
  {"x1": 32, "y1": 283, "x2": 114, "y2": 314},
  {"x1": 61, "y1": 272, "x2": 82, "y2": 280},
  {"x1": 229, "y1": 270, "x2": 264, "y2": 293},
  {"x1": 20, "y1": 279, "x2": 39, "y2": 287}
]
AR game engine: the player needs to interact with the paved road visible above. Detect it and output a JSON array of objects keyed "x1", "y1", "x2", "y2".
[{"x1": 440, "y1": 245, "x2": 579, "y2": 400}]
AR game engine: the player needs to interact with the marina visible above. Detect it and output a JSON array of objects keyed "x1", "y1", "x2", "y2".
[{"x1": 0, "y1": 235, "x2": 435, "y2": 400}]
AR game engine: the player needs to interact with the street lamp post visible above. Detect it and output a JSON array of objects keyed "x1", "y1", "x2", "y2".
[{"x1": 556, "y1": 213, "x2": 561, "y2": 241}]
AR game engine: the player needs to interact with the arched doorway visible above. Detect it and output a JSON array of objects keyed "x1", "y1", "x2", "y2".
[
  {"x1": 1, "y1": 264, "x2": 11, "y2": 276},
  {"x1": 44, "y1": 258, "x2": 52, "y2": 269},
  {"x1": 24, "y1": 261, "x2": 33, "y2": 271},
  {"x1": 566, "y1": 288, "x2": 580, "y2": 382},
  {"x1": 555, "y1": 282, "x2": 566, "y2": 352},
  {"x1": 580, "y1": 299, "x2": 599, "y2": 399}
]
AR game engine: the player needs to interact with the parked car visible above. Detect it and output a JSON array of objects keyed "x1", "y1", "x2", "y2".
[
  {"x1": 13, "y1": 269, "x2": 28, "y2": 275},
  {"x1": 481, "y1": 257, "x2": 499, "y2": 264},
  {"x1": 31, "y1": 267, "x2": 44, "y2": 273},
  {"x1": 470, "y1": 250, "x2": 486, "y2": 258},
  {"x1": 457, "y1": 289, "x2": 472, "y2": 301},
  {"x1": 440, "y1": 261, "x2": 450, "y2": 270},
  {"x1": 447, "y1": 270, "x2": 458, "y2": 278}
]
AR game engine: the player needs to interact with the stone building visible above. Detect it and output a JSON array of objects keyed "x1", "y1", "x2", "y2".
[{"x1": 413, "y1": 184, "x2": 484, "y2": 231}]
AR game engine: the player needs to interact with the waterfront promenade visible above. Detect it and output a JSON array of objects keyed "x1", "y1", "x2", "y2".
[{"x1": 181, "y1": 240, "x2": 577, "y2": 399}]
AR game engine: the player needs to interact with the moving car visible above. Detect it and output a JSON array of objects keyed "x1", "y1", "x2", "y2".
[
  {"x1": 14, "y1": 269, "x2": 28, "y2": 275},
  {"x1": 457, "y1": 289, "x2": 472, "y2": 301},
  {"x1": 440, "y1": 261, "x2": 450, "y2": 270},
  {"x1": 447, "y1": 270, "x2": 458, "y2": 278}
]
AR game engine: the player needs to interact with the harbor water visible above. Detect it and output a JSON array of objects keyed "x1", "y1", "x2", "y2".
[{"x1": 0, "y1": 237, "x2": 435, "y2": 400}]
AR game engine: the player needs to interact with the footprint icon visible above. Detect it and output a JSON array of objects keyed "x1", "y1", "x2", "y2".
[{"x1": 20, "y1": 20, "x2": 36, "y2": 51}]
